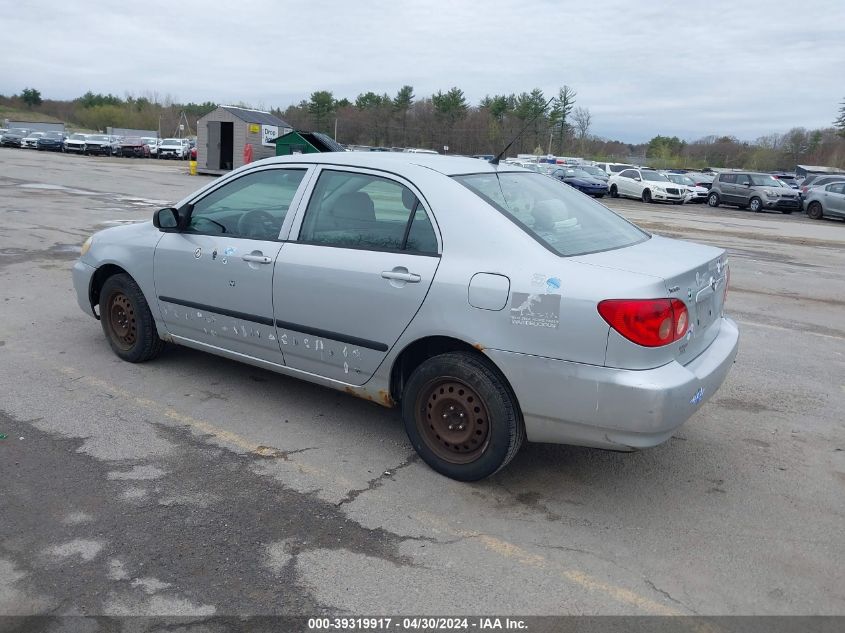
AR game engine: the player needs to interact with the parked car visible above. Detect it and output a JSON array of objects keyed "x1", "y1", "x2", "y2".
[
  {"x1": 706, "y1": 172, "x2": 800, "y2": 213},
  {"x1": 664, "y1": 173, "x2": 708, "y2": 203},
  {"x1": 608, "y1": 168, "x2": 685, "y2": 204},
  {"x1": 0, "y1": 128, "x2": 32, "y2": 147},
  {"x1": 550, "y1": 167, "x2": 609, "y2": 197},
  {"x1": 36, "y1": 131, "x2": 66, "y2": 151},
  {"x1": 575, "y1": 165, "x2": 610, "y2": 182},
  {"x1": 21, "y1": 131, "x2": 45, "y2": 148},
  {"x1": 119, "y1": 137, "x2": 151, "y2": 158},
  {"x1": 799, "y1": 173, "x2": 845, "y2": 193},
  {"x1": 72, "y1": 153, "x2": 738, "y2": 481},
  {"x1": 803, "y1": 181, "x2": 845, "y2": 220},
  {"x1": 64, "y1": 133, "x2": 89, "y2": 154},
  {"x1": 771, "y1": 173, "x2": 799, "y2": 189},
  {"x1": 683, "y1": 172, "x2": 715, "y2": 190},
  {"x1": 158, "y1": 137, "x2": 190, "y2": 159},
  {"x1": 142, "y1": 137, "x2": 161, "y2": 158},
  {"x1": 84, "y1": 134, "x2": 118, "y2": 156},
  {"x1": 594, "y1": 162, "x2": 635, "y2": 176}
]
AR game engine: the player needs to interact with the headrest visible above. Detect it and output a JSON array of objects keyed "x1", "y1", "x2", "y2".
[
  {"x1": 401, "y1": 187, "x2": 418, "y2": 211},
  {"x1": 332, "y1": 192, "x2": 375, "y2": 222}
]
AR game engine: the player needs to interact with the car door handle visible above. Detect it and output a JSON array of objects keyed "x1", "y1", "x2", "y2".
[
  {"x1": 242, "y1": 254, "x2": 272, "y2": 264},
  {"x1": 381, "y1": 270, "x2": 421, "y2": 283}
]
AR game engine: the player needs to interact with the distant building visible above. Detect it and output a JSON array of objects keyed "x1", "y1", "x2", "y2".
[
  {"x1": 196, "y1": 106, "x2": 292, "y2": 174},
  {"x1": 273, "y1": 130, "x2": 346, "y2": 156},
  {"x1": 5, "y1": 120, "x2": 64, "y2": 134},
  {"x1": 795, "y1": 164, "x2": 845, "y2": 177},
  {"x1": 107, "y1": 127, "x2": 158, "y2": 138}
]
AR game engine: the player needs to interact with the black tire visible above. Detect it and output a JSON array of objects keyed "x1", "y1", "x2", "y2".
[
  {"x1": 642, "y1": 189, "x2": 652, "y2": 204},
  {"x1": 807, "y1": 201, "x2": 824, "y2": 220},
  {"x1": 99, "y1": 273, "x2": 164, "y2": 363},
  {"x1": 749, "y1": 197, "x2": 763, "y2": 212},
  {"x1": 594, "y1": 194, "x2": 604, "y2": 199},
  {"x1": 609, "y1": 184, "x2": 618, "y2": 198},
  {"x1": 401, "y1": 351, "x2": 524, "y2": 481},
  {"x1": 707, "y1": 192, "x2": 720, "y2": 207}
]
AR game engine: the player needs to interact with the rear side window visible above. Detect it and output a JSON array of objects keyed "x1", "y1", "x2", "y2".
[
  {"x1": 299, "y1": 170, "x2": 438, "y2": 254},
  {"x1": 455, "y1": 172, "x2": 648, "y2": 257},
  {"x1": 720, "y1": 174, "x2": 736, "y2": 184},
  {"x1": 827, "y1": 183, "x2": 845, "y2": 194},
  {"x1": 618, "y1": 169, "x2": 638, "y2": 178}
]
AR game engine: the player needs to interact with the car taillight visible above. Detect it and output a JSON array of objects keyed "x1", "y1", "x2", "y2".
[{"x1": 597, "y1": 298, "x2": 689, "y2": 347}]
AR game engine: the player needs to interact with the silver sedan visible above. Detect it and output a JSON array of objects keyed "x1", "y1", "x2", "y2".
[{"x1": 72, "y1": 153, "x2": 739, "y2": 480}]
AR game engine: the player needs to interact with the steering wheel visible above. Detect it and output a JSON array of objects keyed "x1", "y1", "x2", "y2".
[{"x1": 236, "y1": 209, "x2": 279, "y2": 239}]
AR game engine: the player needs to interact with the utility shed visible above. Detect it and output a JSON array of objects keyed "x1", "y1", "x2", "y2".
[
  {"x1": 197, "y1": 105, "x2": 292, "y2": 175},
  {"x1": 274, "y1": 130, "x2": 346, "y2": 156}
]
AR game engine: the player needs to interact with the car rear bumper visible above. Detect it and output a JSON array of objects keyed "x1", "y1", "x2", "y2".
[
  {"x1": 72, "y1": 260, "x2": 97, "y2": 317},
  {"x1": 487, "y1": 317, "x2": 739, "y2": 449}
]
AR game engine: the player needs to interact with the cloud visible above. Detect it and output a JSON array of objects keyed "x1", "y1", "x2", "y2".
[{"x1": 3, "y1": 0, "x2": 843, "y2": 142}]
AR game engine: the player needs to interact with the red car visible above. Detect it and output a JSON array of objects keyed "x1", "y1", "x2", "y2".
[{"x1": 119, "y1": 137, "x2": 151, "y2": 158}]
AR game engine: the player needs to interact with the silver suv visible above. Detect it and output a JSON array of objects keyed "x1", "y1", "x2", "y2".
[{"x1": 707, "y1": 172, "x2": 800, "y2": 214}]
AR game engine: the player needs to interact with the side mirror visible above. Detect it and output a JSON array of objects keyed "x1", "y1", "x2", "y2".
[
  {"x1": 743, "y1": 182, "x2": 751, "y2": 187},
  {"x1": 153, "y1": 207, "x2": 180, "y2": 231},
  {"x1": 634, "y1": 177, "x2": 642, "y2": 182}
]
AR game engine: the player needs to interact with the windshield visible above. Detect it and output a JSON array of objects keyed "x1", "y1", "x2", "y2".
[
  {"x1": 162, "y1": 138, "x2": 180, "y2": 144},
  {"x1": 70, "y1": 134, "x2": 86, "y2": 140},
  {"x1": 44, "y1": 132, "x2": 63, "y2": 138},
  {"x1": 89, "y1": 135, "x2": 108, "y2": 141},
  {"x1": 564, "y1": 169, "x2": 592, "y2": 178},
  {"x1": 641, "y1": 170, "x2": 670, "y2": 182},
  {"x1": 668, "y1": 174, "x2": 695, "y2": 185},
  {"x1": 579, "y1": 166, "x2": 605, "y2": 177},
  {"x1": 749, "y1": 174, "x2": 780, "y2": 186},
  {"x1": 454, "y1": 172, "x2": 648, "y2": 257}
]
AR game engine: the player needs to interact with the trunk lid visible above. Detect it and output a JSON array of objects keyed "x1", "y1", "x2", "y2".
[{"x1": 573, "y1": 235, "x2": 728, "y2": 366}]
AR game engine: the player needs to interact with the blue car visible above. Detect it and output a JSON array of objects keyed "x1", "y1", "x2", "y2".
[{"x1": 550, "y1": 167, "x2": 609, "y2": 198}]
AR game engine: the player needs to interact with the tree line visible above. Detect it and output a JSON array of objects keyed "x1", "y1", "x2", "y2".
[{"x1": 4, "y1": 86, "x2": 845, "y2": 170}]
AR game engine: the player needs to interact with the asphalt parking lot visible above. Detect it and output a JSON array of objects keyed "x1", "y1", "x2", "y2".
[{"x1": 1, "y1": 149, "x2": 844, "y2": 618}]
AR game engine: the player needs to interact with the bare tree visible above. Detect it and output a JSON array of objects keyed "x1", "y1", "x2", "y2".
[{"x1": 573, "y1": 106, "x2": 591, "y2": 151}]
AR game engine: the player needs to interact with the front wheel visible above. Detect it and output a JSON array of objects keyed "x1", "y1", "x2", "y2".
[
  {"x1": 749, "y1": 197, "x2": 763, "y2": 212},
  {"x1": 99, "y1": 273, "x2": 164, "y2": 363},
  {"x1": 707, "y1": 193, "x2": 720, "y2": 207},
  {"x1": 402, "y1": 351, "x2": 524, "y2": 481},
  {"x1": 807, "y1": 201, "x2": 823, "y2": 220},
  {"x1": 641, "y1": 189, "x2": 652, "y2": 204},
  {"x1": 609, "y1": 184, "x2": 618, "y2": 198}
]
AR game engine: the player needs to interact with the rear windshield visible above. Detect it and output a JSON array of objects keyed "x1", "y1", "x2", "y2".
[{"x1": 455, "y1": 172, "x2": 648, "y2": 256}]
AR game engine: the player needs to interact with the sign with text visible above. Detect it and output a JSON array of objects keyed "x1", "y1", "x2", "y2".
[{"x1": 262, "y1": 125, "x2": 279, "y2": 147}]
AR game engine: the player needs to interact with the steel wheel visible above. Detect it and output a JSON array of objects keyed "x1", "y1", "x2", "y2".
[
  {"x1": 750, "y1": 197, "x2": 762, "y2": 212},
  {"x1": 415, "y1": 377, "x2": 491, "y2": 465},
  {"x1": 807, "y1": 202, "x2": 823, "y2": 220},
  {"x1": 105, "y1": 290, "x2": 137, "y2": 351}
]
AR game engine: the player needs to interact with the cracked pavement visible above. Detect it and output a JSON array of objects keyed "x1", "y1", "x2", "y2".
[{"x1": 1, "y1": 149, "x2": 844, "y2": 618}]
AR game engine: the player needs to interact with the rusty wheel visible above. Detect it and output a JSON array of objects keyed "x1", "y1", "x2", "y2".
[
  {"x1": 105, "y1": 291, "x2": 137, "y2": 351},
  {"x1": 98, "y1": 273, "x2": 164, "y2": 363},
  {"x1": 416, "y1": 378, "x2": 490, "y2": 464},
  {"x1": 402, "y1": 351, "x2": 524, "y2": 481}
]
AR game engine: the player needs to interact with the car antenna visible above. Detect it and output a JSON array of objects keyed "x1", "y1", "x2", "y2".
[{"x1": 490, "y1": 96, "x2": 556, "y2": 166}]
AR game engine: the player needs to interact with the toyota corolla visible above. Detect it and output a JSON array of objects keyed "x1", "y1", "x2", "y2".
[{"x1": 72, "y1": 153, "x2": 739, "y2": 480}]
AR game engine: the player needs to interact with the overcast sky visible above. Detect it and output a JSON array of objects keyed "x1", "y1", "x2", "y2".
[{"x1": 3, "y1": 0, "x2": 843, "y2": 143}]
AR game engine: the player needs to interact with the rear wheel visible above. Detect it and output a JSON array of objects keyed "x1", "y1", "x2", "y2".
[
  {"x1": 99, "y1": 273, "x2": 164, "y2": 363},
  {"x1": 609, "y1": 184, "x2": 618, "y2": 198},
  {"x1": 707, "y1": 193, "x2": 720, "y2": 207},
  {"x1": 749, "y1": 197, "x2": 763, "y2": 212},
  {"x1": 402, "y1": 351, "x2": 524, "y2": 481},
  {"x1": 807, "y1": 201, "x2": 824, "y2": 220},
  {"x1": 642, "y1": 189, "x2": 652, "y2": 204}
]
